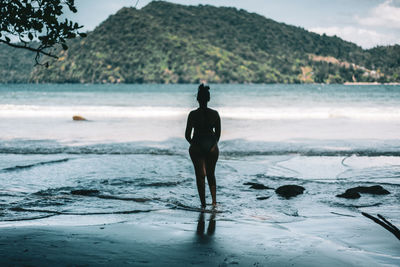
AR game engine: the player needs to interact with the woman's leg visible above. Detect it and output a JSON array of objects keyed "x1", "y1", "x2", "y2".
[
  {"x1": 205, "y1": 145, "x2": 219, "y2": 206},
  {"x1": 189, "y1": 145, "x2": 207, "y2": 208}
]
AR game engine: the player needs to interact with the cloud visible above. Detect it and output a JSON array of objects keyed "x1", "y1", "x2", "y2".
[
  {"x1": 310, "y1": 0, "x2": 400, "y2": 48},
  {"x1": 356, "y1": 0, "x2": 400, "y2": 29},
  {"x1": 310, "y1": 26, "x2": 400, "y2": 48}
]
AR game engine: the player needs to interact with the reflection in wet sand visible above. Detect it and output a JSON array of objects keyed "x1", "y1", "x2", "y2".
[{"x1": 196, "y1": 211, "x2": 216, "y2": 242}]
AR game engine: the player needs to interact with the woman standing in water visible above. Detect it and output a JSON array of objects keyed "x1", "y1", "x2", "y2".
[{"x1": 185, "y1": 84, "x2": 221, "y2": 209}]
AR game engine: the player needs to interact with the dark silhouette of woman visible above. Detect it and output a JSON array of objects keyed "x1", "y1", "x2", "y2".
[{"x1": 185, "y1": 84, "x2": 221, "y2": 209}]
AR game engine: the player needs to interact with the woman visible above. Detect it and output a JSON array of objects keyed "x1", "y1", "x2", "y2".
[{"x1": 185, "y1": 84, "x2": 221, "y2": 209}]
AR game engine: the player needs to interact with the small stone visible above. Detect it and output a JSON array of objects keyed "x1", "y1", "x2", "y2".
[
  {"x1": 349, "y1": 185, "x2": 390, "y2": 195},
  {"x1": 336, "y1": 190, "x2": 361, "y2": 199},
  {"x1": 73, "y1": 115, "x2": 87, "y2": 121},
  {"x1": 275, "y1": 185, "x2": 305, "y2": 199},
  {"x1": 244, "y1": 182, "x2": 273, "y2": 190},
  {"x1": 336, "y1": 185, "x2": 390, "y2": 199}
]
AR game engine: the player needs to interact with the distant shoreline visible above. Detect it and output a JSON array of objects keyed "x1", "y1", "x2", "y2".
[
  {"x1": 1, "y1": 82, "x2": 400, "y2": 85},
  {"x1": 343, "y1": 82, "x2": 400, "y2": 85}
]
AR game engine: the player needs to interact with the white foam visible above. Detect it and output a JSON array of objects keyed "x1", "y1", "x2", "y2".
[
  {"x1": 0, "y1": 104, "x2": 399, "y2": 121},
  {"x1": 0, "y1": 105, "x2": 188, "y2": 119},
  {"x1": 219, "y1": 107, "x2": 400, "y2": 120}
]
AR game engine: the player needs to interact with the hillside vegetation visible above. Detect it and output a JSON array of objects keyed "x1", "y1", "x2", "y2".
[{"x1": 1, "y1": 1, "x2": 399, "y2": 83}]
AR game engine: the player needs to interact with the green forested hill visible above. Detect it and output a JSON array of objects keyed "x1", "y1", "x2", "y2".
[
  {"x1": 0, "y1": 44, "x2": 37, "y2": 83},
  {"x1": 1, "y1": 1, "x2": 400, "y2": 83}
]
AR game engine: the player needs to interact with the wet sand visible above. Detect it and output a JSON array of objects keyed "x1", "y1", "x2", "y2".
[{"x1": 0, "y1": 209, "x2": 399, "y2": 266}]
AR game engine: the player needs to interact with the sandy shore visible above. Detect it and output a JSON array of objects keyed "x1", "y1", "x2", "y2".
[{"x1": 0, "y1": 209, "x2": 399, "y2": 266}]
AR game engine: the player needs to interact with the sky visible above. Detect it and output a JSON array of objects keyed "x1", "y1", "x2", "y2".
[{"x1": 66, "y1": 0, "x2": 400, "y2": 49}]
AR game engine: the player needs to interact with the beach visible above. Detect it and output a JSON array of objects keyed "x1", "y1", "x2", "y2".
[
  {"x1": 1, "y1": 209, "x2": 399, "y2": 266},
  {"x1": 0, "y1": 83, "x2": 399, "y2": 266}
]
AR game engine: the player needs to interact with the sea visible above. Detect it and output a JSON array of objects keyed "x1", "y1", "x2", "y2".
[{"x1": 0, "y1": 84, "x2": 399, "y2": 225}]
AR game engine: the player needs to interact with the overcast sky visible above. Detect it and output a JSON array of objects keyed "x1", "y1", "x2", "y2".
[{"x1": 67, "y1": 0, "x2": 400, "y2": 49}]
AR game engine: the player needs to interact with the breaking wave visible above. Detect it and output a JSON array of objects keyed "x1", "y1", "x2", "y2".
[
  {"x1": 1, "y1": 139, "x2": 399, "y2": 157},
  {"x1": 1, "y1": 158, "x2": 70, "y2": 172},
  {"x1": 1, "y1": 104, "x2": 400, "y2": 121}
]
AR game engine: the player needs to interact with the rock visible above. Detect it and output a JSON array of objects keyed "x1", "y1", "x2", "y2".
[
  {"x1": 336, "y1": 190, "x2": 361, "y2": 199},
  {"x1": 349, "y1": 185, "x2": 390, "y2": 195},
  {"x1": 71, "y1": 189, "x2": 99, "y2": 196},
  {"x1": 275, "y1": 185, "x2": 305, "y2": 199},
  {"x1": 250, "y1": 184, "x2": 272, "y2": 190},
  {"x1": 336, "y1": 185, "x2": 390, "y2": 199},
  {"x1": 73, "y1": 115, "x2": 87, "y2": 121},
  {"x1": 256, "y1": 196, "x2": 270, "y2": 200},
  {"x1": 243, "y1": 182, "x2": 273, "y2": 190}
]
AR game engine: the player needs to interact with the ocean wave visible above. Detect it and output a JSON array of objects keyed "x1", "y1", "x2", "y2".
[
  {"x1": 1, "y1": 214, "x2": 57, "y2": 222},
  {"x1": 252, "y1": 174, "x2": 400, "y2": 187},
  {"x1": 1, "y1": 145, "x2": 399, "y2": 157},
  {"x1": 0, "y1": 105, "x2": 187, "y2": 118},
  {"x1": 219, "y1": 106, "x2": 400, "y2": 121},
  {"x1": 34, "y1": 187, "x2": 156, "y2": 203},
  {"x1": 1, "y1": 158, "x2": 70, "y2": 172},
  {"x1": 6, "y1": 206, "x2": 154, "y2": 216},
  {"x1": 34, "y1": 187, "x2": 74, "y2": 196},
  {"x1": 1, "y1": 104, "x2": 400, "y2": 121},
  {"x1": 97, "y1": 195, "x2": 153, "y2": 202},
  {"x1": 138, "y1": 181, "x2": 186, "y2": 187},
  {"x1": 328, "y1": 202, "x2": 383, "y2": 209},
  {"x1": 166, "y1": 200, "x2": 223, "y2": 213},
  {"x1": 222, "y1": 150, "x2": 400, "y2": 157},
  {"x1": 100, "y1": 178, "x2": 188, "y2": 188},
  {"x1": 0, "y1": 144, "x2": 178, "y2": 155}
]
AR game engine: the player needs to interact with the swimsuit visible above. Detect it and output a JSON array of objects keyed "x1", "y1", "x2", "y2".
[
  {"x1": 192, "y1": 133, "x2": 217, "y2": 154},
  {"x1": 191, "y1": 108, "x2": 217, "y2": 154}
]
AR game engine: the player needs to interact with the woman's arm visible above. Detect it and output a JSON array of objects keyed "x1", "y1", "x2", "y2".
[
  {"x1": 185, "y1": 112, "x2": 193, "y2": 144},
  {"x1": 215, "y1": 112, "x2": 221, "y2": 142}
]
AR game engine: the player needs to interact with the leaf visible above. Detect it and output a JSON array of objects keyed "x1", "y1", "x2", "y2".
[
  {"x1": 61, "y1": 43, "x2": 68, "y2": 50},
  {"x1": 79, "y1": 32, "x2": 87, "y2": 38},
  {"x1": 5, "y1": 36, "x2": 10, "y2": 42},
  {"x1": 28, "y1": 32, "x2": 33, "y2": 40}
]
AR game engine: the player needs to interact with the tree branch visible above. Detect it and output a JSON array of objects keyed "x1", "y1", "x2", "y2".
[
  {"x1": 362, "y1": 212, "x2": 400, "y2": 241},
  {"x1": 0, "y1": 39, "x2": 57, "y2": 59}
]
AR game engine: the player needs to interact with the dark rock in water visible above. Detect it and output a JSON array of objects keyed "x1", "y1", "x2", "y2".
[
  {"x1": 336, "y1": 185, "x2": 390, "y2": 199},
  {"x1": 243, "y1": 182, "x2": 273, "y2": 190},
  {"x1": 349, "y1": 185, "x2": 390, "y2": 195},
  {"x1": 256, "y1": 196, "x2": 270, "y2": 200},
  {"x1": 275, "y1": 185, "x2": 305, "y2": 199},
  {"x1": 250, "y1": 184, "x2": 272, "y2": 190},
  {"x1": 336, "y1": 190, "x2": 361, "y2": 199},
  {"x1": 71, "y1": 189, "x2": 99, "y2": 196}
]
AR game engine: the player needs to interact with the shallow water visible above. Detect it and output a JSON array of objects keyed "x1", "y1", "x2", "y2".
[{"x1": 0, "y1": 84, "x2": 399, "y2": 225}]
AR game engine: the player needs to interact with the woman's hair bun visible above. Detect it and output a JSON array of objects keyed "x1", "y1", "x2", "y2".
[
  {"x1": 197, "y1": 83, "x2": 210, "y2": 103},
  {"x1": 198, "y1": 83, "x2": 210, "y2": 91}
]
